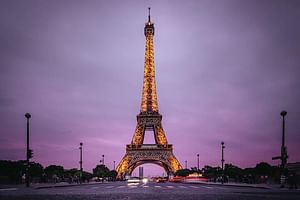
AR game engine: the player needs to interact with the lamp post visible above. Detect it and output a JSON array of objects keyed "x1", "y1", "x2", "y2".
[
  {"x1": 185, "y1": 160, "x2": 187, "y2": 169},
  {"x1": 221, "y1": 141, "x2": 225, "y2": 184},
  {"x1": 197, "y1": 154, "x2": 200, "y2": 171},
  {"x1": 280, "y1": 111, "x2": 288, "y2": 169},
  {"x1": 272, "y1": 111, "x2": 289, "y2": 187},
  {"x1": 113, "y1": 161, "x2": 116, "y2": 170},
  {"x1": 79, "y1": 142, "x2": 83, "y2": 184},
  {"x1": 102, "y1": 154, "x2": 105, "y2": 165},
  {"x1": 25, "y1": 113, "x2": 31, "y2": 187}
]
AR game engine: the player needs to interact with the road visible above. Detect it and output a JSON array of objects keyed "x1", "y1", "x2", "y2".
[{"x1": 0, "y1": 181, "x2": 299, "y2": 200}]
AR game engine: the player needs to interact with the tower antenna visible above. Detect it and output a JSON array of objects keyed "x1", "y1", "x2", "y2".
[{"x1": 148, "y1": 7, "x2": 151, "y2": 22}]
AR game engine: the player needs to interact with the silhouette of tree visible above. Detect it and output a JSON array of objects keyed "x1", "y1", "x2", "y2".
[
  {"x1": 0, "y1": 160, "x2": 26, "y2": 184},
  {"x1": 224, "y1": 163, "x2": 243, "y2": 180},
  {"x1": 202, "y1": 165, "x2": 222, "y2": 179},
  {"x1": 29, "y1": 162, "x2": 43, "y2": 180},
  {"x1": 254, "y1": 162, "x2": 273, "y2": 176},
  {"x1": 44, "y1": 165, "x2": 64, "y2": 180},
  {"x1": 93, "y1": 164, "x2": 109, "y2": 178},
  {"x1": 107, "y1": 170, "x2": 118, "y2": 181},
  {"x1": 175, "y1": 169, "x2": 191, "y2": 177}
]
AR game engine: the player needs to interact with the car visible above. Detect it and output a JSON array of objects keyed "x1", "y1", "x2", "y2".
[
  {"x1": 155, "y1": 177, "x2": 167, "y2": 183},
  {"x1": 127, "y1": 177, "x2": 140, "y2": 183},
  {"x1": 169, "y1": 176, "x2": 184, "y2": 183}
]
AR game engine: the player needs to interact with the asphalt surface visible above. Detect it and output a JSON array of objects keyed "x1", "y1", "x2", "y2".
[{"x1": 0, "y1": 181, "x2": 299, "y2": 200}]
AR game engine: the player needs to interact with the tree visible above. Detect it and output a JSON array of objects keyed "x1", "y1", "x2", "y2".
[
  {"x1": 224, "y1": 163, "x2": 243, "y2": 179},
  {"x1": 202, "y1": 165, "x2": 222, "y2": 179},
  {"x1": 190, "y1": 167, "x2": 201, "y2": 173},
  {"x1": 175, "y1": 169, "x2": 191, "y2": 177},
  {"x1": 254, "y1": 162, "x2": 273, "y2": 176},
  {"x1": 93, "y1": 164, "x2": 109, "y2": 178},
  {"x1": 107, "y1": 170, "x2": 118, "y2": 181},
  {"x1": 0, "y1": 160, "x2": 26, "y2": 184},
  {"x1": 29, "y1": 162, "x2": 43, "y2": 178},
  {"x1": 44, "y1": 165, "x2": 64, "y2": 180}
]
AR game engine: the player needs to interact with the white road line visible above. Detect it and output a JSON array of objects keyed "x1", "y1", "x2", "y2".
[
  {"x1": 189, "y1": 186, "x2": 198, "y2": 188},
  {"x1": 105, "y1": 186, "x2": 114, "y2": 189},
  {"x1": 154, "y1": 185, "x2": 161, "y2": 188},
  {"x1": 179, "y1": 186, "x2": 187, "y2": 188},
  {"x1": 215, "y1": 187, "x2": 226, "y2": 189},
  {"x1": 202, "y1": 186, "x2": 213, "y2": 189},
  {"x1": 90, "y1": 186, "x2": 98, "y2": 189},
  {"x1": 0, "y1": 188, "x2": 17, "y2": 191},
  {"x1": 142, "y1": 185, "x2": 149, "y2": 188},
  {"x1": 117, "y1": 186, "x2": 125, "y2": 188},
  {"x1": 166, "y1": 185, "x2": 174, "y2": 188}
]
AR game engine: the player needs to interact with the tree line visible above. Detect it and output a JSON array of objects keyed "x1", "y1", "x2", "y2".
[
  {"x1": 175, "y1": 162, "x2": 282, "y2": 184},
  {"x1": 0, "y1": 160, "x2": 117, "y2": 184}
]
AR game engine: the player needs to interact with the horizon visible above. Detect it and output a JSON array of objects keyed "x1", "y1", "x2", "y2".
[{"x1": 1, "y1": 0, "x2": 300, "y2": 177}]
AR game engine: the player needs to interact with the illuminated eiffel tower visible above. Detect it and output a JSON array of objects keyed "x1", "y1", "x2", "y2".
[{"x1": 116, "y1": 8, "x2": 182, "y2": 178}]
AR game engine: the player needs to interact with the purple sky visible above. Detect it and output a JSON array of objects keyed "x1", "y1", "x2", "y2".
[{"x1": 1, "y1": 0, "x2": 300, "y2": 175}]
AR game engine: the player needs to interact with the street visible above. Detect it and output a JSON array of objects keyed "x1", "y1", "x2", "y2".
[{"x1": 0, "y1": 181, "x2": 299, "y2": 200}]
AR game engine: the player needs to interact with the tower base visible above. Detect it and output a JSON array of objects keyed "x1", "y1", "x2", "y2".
[{"x1": 117, "y1": 144, "x2": 181, "y2": 179}]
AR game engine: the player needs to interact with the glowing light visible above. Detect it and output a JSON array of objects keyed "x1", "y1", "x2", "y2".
[{"x1": 142, "y1": 178, "x2": 148, "y2": 184}]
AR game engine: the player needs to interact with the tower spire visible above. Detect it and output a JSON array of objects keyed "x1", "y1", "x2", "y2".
[
  {"x1": 148, "y1": 7, "x2": 151, "y2": 23},
  {"x1": 142, "y1": 8, "x2": 157, "y2": 112}
]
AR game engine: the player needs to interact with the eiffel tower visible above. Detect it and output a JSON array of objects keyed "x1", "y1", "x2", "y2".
[{"x1": 116, "y1": 8, "x2": 182, "y2": 178}]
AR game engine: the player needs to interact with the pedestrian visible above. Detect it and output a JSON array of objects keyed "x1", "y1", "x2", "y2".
[{"x1": 291, "y1": 172, "x2": 298, "y2": 189}]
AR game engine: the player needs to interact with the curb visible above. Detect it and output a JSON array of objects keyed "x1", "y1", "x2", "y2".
[
  {"x1": 34, "y1": 182, "x2": 105, "y2": 189},
  {"x1": 183, "y1": 181, "x2": 271, "y2": 189}
]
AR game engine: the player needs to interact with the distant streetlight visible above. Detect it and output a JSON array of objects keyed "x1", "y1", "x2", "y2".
[
  {"x1": 221, "y1": 141, "x2": 225, "y2": 184},
  {"x1": 113, "y1": 161, "x2": 116, "y2": 170},
  {"x1": 102, "y1": 154, "x2": 105, "y2": 165},
  {"x1": 185, "y1": 160, "x2": 187, "y2": 169},
  {"x1": 25, "y1": 113, "x2": 31, "y2": 187},
  {"x1": 197, "y1": 154, "x2": 200, "y2": 171},
  {"x1": 79, "y1": 142, "x2": 83, "y2": 184}
]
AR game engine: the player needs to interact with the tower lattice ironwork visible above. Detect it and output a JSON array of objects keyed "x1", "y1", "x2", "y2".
[{"x1": 116, "y1": 8, "x2": 182, "y2": 178}]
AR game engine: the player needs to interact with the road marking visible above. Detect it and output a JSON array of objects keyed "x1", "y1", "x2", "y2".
[
  {"x1": 215, "y1": 187, "x2": 226, "y2": 189},
  {"x1": 166, "y1": 185, "x2": 174, "y2": 188},
  {"x1": 179, "y1": 185, "x2": 187, "y2": 188},
  {"x1": 105, "y1": 186, "x2": 114, "y2": 189},
  {"x1": 202, "y1": 186, "x2": 213, "y2": 189},
  {"x1": 0, "y1": 188, "x2": 17, "y2": 191},
  {"x1": 90, "y1": 186, "x2": 99, "y2": 189},
  {"x1": 189, "y1": 186, "x2": 198, "y2": 188},
  {"x1": 142, "y1": 185, "x2": 149, "y2": 188},
  {"x1": 154, "y1": 185, "x2": 161, "y2": 188},
  {"x1": 117, "y1": 186, "x2": 125, "y2": 188}
]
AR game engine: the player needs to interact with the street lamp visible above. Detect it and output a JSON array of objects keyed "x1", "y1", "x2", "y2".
[
  {"x1": 272, "y1": 111, "x2": 288, "y2": 187},
  {"x1": 79, "y1": 142, "x2": 83, "y2": 184},
  {"x1": 102, "y1": 154, "x2": 105, "y2": 165},
  {"x1": 25, "y1": 113, "x2": 31, "y2": 187},
  {"x1": 221, "y1": 141, "x2": 225, "y2": 184},
  {"x1": 113, "y1": 161, "x2": 116, "y2": 170},
  {"x1": 197, "y1": 154, "x2": 200, "y2": 171},
  {"x1": 280, "y1": 111, "x2": 288, "y2": 169},
  {"x1": 185, "y1": 160, "x2": 187, "y2": 169}
]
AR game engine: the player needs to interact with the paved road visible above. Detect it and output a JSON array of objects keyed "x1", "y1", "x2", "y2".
[{"x1": 0, "y1": 181, "x2": 299, "y2": 200}]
